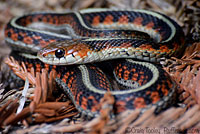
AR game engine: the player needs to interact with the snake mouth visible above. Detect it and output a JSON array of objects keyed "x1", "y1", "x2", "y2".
[{"x1": 37, "y1": 47, "x2": 59, "y2": 65}]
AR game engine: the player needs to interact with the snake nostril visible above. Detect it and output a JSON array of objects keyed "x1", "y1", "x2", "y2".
[{"x1": 55, "y1": 48, "x2": 65, "y2": 58}]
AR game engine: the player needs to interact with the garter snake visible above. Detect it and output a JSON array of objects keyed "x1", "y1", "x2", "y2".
[{"x1": 4, "y1": 8, "x2": 185, "y2": 118}]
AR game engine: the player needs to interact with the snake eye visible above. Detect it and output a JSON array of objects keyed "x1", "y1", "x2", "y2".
[{"x1": 55, "y1": 49, "x2": 65, "y2": 58}]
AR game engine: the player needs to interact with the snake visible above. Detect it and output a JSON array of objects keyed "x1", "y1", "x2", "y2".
[{"x1": 4, "y1": 8, "x2": 185, "y2": 118}]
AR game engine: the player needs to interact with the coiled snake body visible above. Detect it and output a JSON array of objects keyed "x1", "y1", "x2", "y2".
[{"x1": 4, "y1": 9, "x2": 184, "y2": 117}]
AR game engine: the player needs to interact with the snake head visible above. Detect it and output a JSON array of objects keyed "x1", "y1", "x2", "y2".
[{"x1": 37, "y1": 40, "x2": 93, "y2": 65}]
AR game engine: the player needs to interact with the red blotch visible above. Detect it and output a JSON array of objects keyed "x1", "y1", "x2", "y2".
[
  {"x1": 123, "y1": 70, "x2": 130, "y2": 80},
  {"x1": 39, "y1": 40, "x2": 48, "y2": 47},
  {"x1": 23, "y1": 36, "x2": 33, "y2": 44},
  {"x1": 159, "y1": 45, "x2": 169, "y2": 52},
  {"x1": 134, "y1": 97, "x2": 146, "y2": 108},
  {"x1": 92, "y1": 16, "x2": 100, "y2": 26},
  {"x1": 120, "y1": 42, "x2": 132, "y2": 47},
  {"x1": 11, "y1": 33, "x2": 18, "y2": 41},
  {"x1": 150, "y1": 91, "x2": 160, "y2": 104},
  {"x1": 103, "y1": 15, "x2": 114, "y2": 25},
  {"x1": 118, "y1": 15, "x2": 129, "y2": 24},
  {"x1": 146, "y1": 22, "x2": 154, "y2": 29},
  {"x1": 161, "y1": 81, "x2": 169, "y2": 96},
  {"x1": 139, "y1": 44, "x2": 156, "y2": 51},
  {"x1": 81, "y1": 97, "x2": 88, "y2": 110},
  {"x1": 133, "y1": 17, "x2": 143, "y2": 25}
]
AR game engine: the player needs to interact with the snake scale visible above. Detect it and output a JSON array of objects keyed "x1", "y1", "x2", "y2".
[{"x1": 4, "y1": 8, "x2": 185, "y2": 118}]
